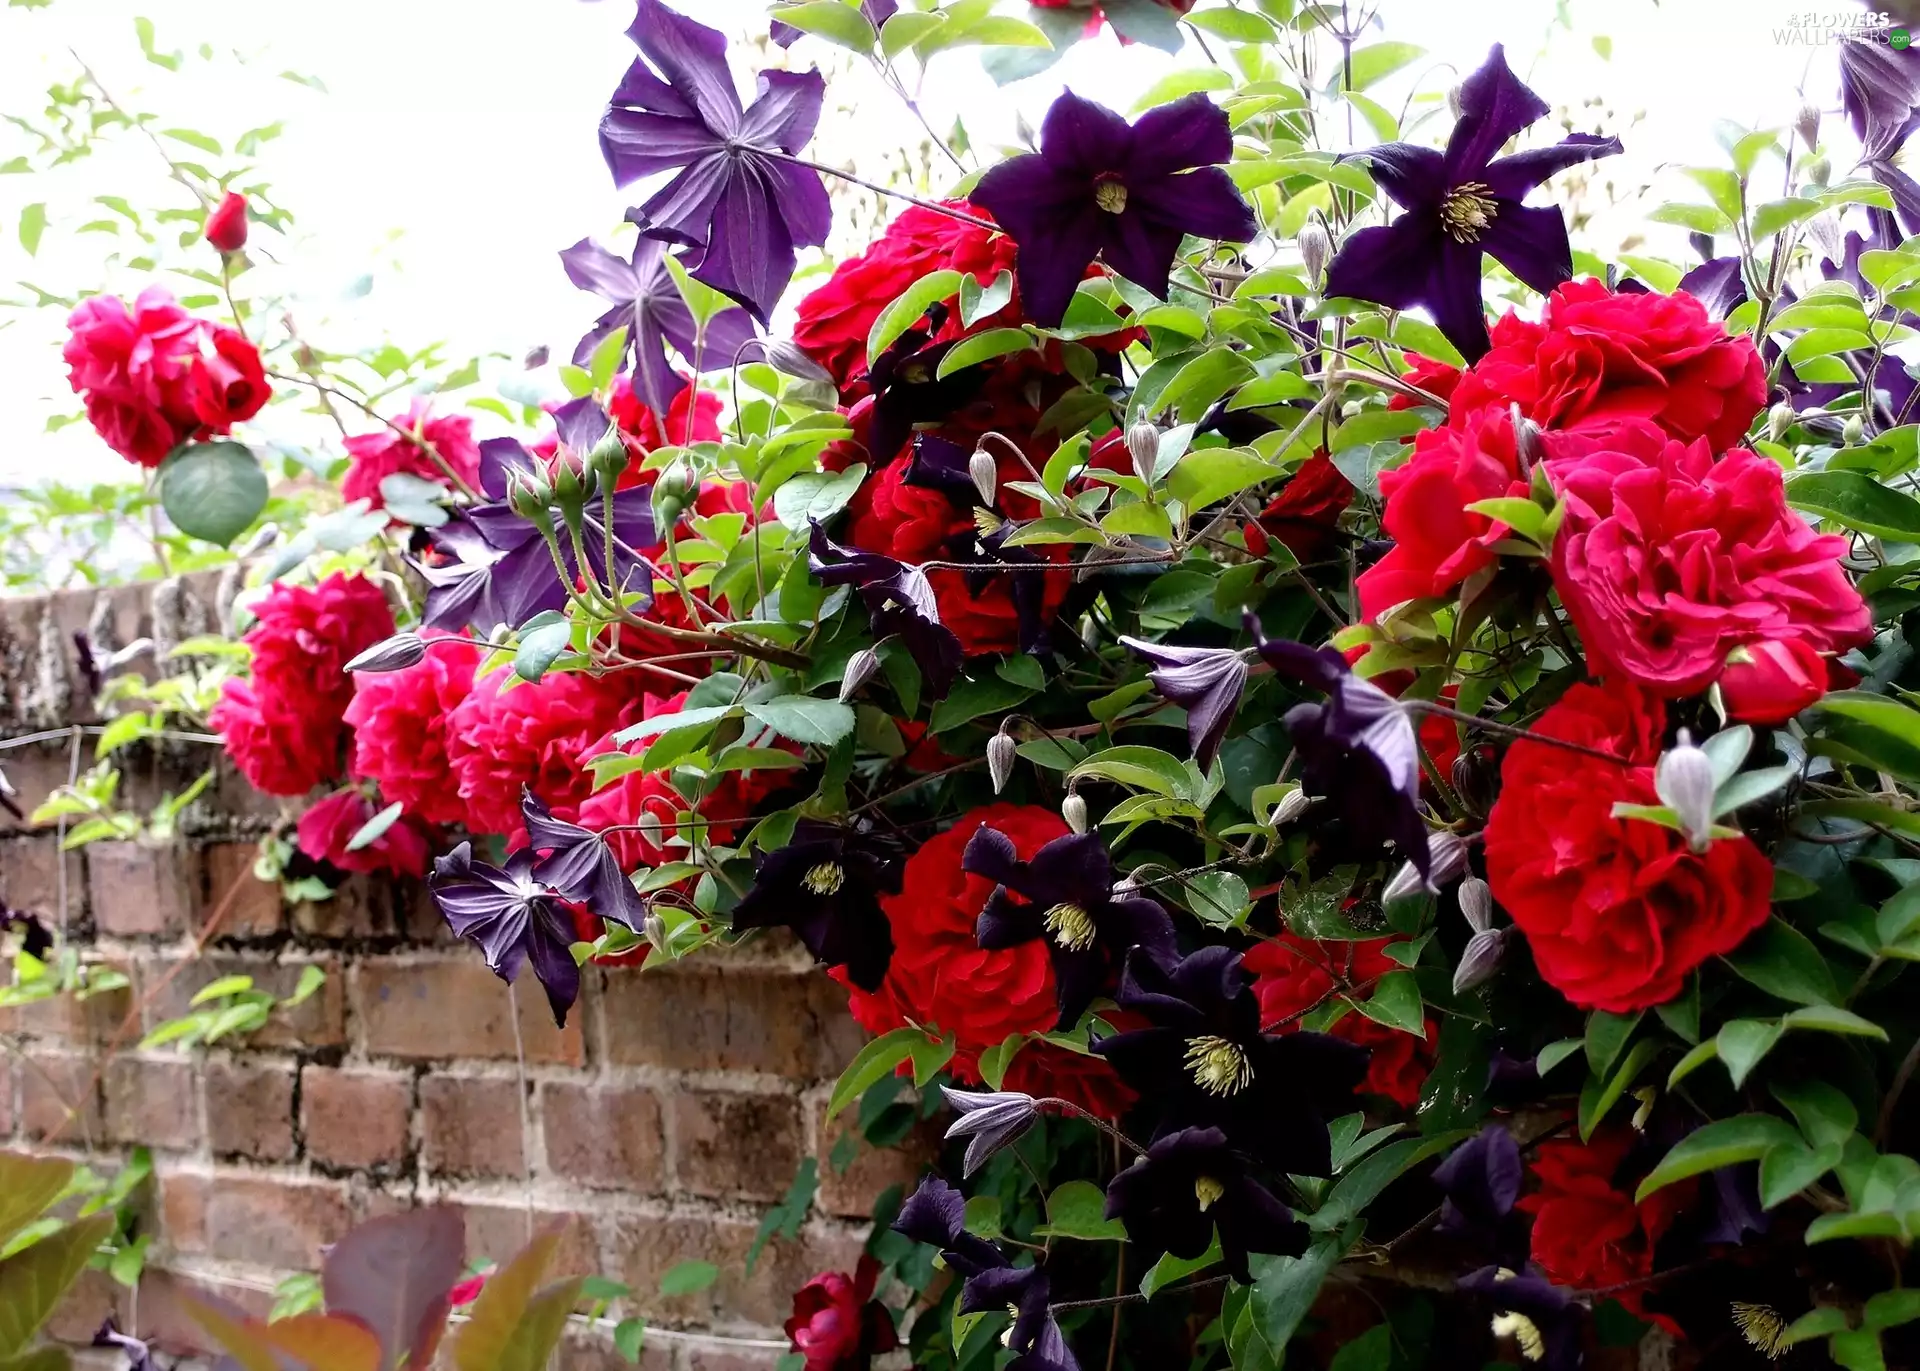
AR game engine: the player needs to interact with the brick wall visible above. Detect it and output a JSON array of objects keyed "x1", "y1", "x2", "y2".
[{"x1": 0, "y1": 578, "x2": 923, "y2": 1370}]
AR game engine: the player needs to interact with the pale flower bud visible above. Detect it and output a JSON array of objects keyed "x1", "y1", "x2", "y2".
[
  {"x1": 1126, "y1": 421, "x2": 1160, "y2": 485},
  {"x1": 1063, "y1": 791, "x2": 1089, "y2": 834},
  {"x1": 643, "y1": 909, "x2": 670, "y2": 956},
  {"x1": 969, "y1": 447, "x2": 999, "y2": 506},
  {"x1": 988, "y1": 730, "x2": 1017, "y2": 795},
  {"x1": 1511, "y1": 403, "x2": 1543, "y2": 473},
  {"x1": 1843, "y1": 414, "x2": 1865, "y2": 445},
  {"x1": 839, "y1": 646, "x2": 880, "y2": 702},
  {"x1": 1458, "y1": 876, "x2": 1493, "y2": 934},
  {"x1": 1795, "y1": 101, "x2": 1821, "y2": 152},
  {"x1": 1383, "y1": 831, "x2": 1469, "y2": 903},
  {"x1": 1453, "y1": 927, "x2": 1510, "y2": 995},
  {"x1": 636, "y1": 810, "x2": 665, "y2": 851},
  {"x1": 1269, "y1": 787, "x2": 1315, "y2": 827},
  {"x1": 345, "y1": 631, "x2": 427, "y2": 675},
  {"x1": 1296, "y1": 217, "x2": 1333, "y2": 288},
  {"x1": 766, "y1": 339, "x2": 833, "y2": 383},
  {"x1": 1767, "y1": 401, "x2": 1795, "y2": 442},
  {"x1": 1653, "y1": 729, "x2": 1717, "y2": 853}
]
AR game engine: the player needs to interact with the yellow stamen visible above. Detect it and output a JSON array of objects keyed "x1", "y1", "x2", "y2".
[
  {"x1": 1094, "y1": 178, "x2": 1129, "y2": 214},
  {"x1": 1438, "y1": 181, "x2": 1498, "y2": 243},
  {"x1": 803, "y1": 862, "x2": 845, "y2": 896},
  {"x1": 1731, "y1": 1303, "x2": 1789, "y2": 1359},
  {"x1": 1184, "y1": 1035, "x2": 1253, "y2": 1096},
  {"x1": 1044, "y1": 902, "x2": 1097, "y2": 951},
  {"x1": 1194, "y1": 1176, "x2": 1226, "y2": 1213},
  {"x1": 1491, "y1": 1312, "x2": 1545, "y2": 1363}
]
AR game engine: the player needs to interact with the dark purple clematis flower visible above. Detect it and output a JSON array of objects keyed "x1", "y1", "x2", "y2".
[
  {"x1": 1245, "y1": 614, "x2": 1430, "y2": 876},
  {"x1": 93, "y1": 1320, "x2": 155, "y2": 1371},
  {"x1": 559, "y1": 235, "x2": 760, "y2": 417},
  {"x1": 1324, "y1": 45, "x2": 1622, "y2": 360},
  {"x1": 1432, "y1": 1124, "x2": 1528, "y2": 1269},
  {"x1": 808, "y1": 523, "x2": 965, "y2": 700},
  {"x1": 1820, "y1": 228, "x2": 1920, "y2": 423},
  {"x1": 3, "y1": 906, "x2": 53, "y2": 961},
  {"x1": 1674, "y1": 255, "x2": 1748, "y2": 321},
  {"x1": 1840, "y1": 36, "x2": 1920, "y2": 235},
  {"x1": 520, "y1": 788, "x2": 648, "y2": 934},
  {"x1": 1458, "y1": 1266, "x2": 1582, "y2": 1371},
  {"x1": 962, "y1": 825, "x2": 1176, "y2": 1029},
  {"x1": 730, "y1": 819, "x2": 903, "y2": 990},
  {"x1": 972, "y1": 90, "x2": 1257, "y2": 329},
  {"x1": 940, "y1": 1087, "x2": 1040, "y2": 1177},
  {"x1": 1092, "y1": 946, "x2": 1368, "y2": 1174},
  {"x1": 430, "y1": 842, "x2": 582, "y2": 1028},
  {"x1": 416, "y1": 418, "x2": 658, "y2": 634},
  {"x1": 1117, "y1": 637, "x2": 1250, "y2": 772},
  {"x1": 771, "y1": 0, "x2": 897, "y2": 45},
  {"x1": 1103, "y1": 1126, "x2": 1304, "y2": 1284},
  {"x1": 863, "y1": 317, "x2": 991, "y2": 467},
  {"x1": 600, "y1": 0, "x2": 830, "y2": 324}
]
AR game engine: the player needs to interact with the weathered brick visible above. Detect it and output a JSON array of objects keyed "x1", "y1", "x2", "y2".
[
  {"x1": 811, "y1": 1097, "x2": 936, "y2": 1220},
  {"x1": 560, "y1": 1331, "x2": 674, "y2": 1371},
  {"x1": 540, "y1": 1082, "x2": 664, "y2": 1194},
  {"x1": 0, "y1": 747, "x2": 74, "y2": 837},
  {"x1": 102, "y1": 1056, "x2": 199, "y2": 1151},
  {"x1": 303, "y1": 1066, "x2": 412, "y2": 1172},
  {"x1": 421, "y1": 1074, "x2": 525, "y2": 1179},
  {"x1": 13, "y1": 957, "x2": 129, "y2": 1045},
  {"x1": 453, "y1": 1201, "x2": 601, "y2": 1276},
  {"x1": 599, "y1": 967, "x2": 864, "y2": 1078},
  {"x1": 200, "y1": 841, "x2": 283, "y2": 938},
  {"x1": 205, "y1": 1058, "x2": 296, "y2": 1161},
  {"x1": 158, "y1": 1170, "x2": 207, "y2": 1256},
  {"x1": 290, "y1": 873, "x2": 398, "y2": 940},
  {"x1": 20, "y1": 1050, "x2": 101, "y2": 1144},
  {"x1": 43, "y1": 1267, "x2": 128, "y2": 1344},
  {"x1": 670, "y1": 1091, "x2": 802, "y2": 1202},
  {"x1": 0, "y1": 834, "x2": 68, "y2": 918},
  {"x1": 85, "y1": 841, "x2": 192, "y2": 937},
  {"x1": 193, "y1": 1172, "x2": 352, "y2": 1269},
  {"x1": 614, "y1": 1212, "x2": 863, "y2": 1328},
  {"x1": 137, "y1": 951, "x2": 344, "y2": 1050},
  {"x1": 354, "y1": 957, "x2": 584, "y2": 1065}
]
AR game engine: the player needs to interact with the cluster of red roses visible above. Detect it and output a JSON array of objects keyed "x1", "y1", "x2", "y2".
[{"x1": 62, "y1": 285, "x2": 271, "y2": 468}]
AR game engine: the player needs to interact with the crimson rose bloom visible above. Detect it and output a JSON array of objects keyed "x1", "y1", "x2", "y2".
[
  {"x1": 1358, "y1": 404, "x2": 1525, "y2": 620},
  {"x1": 793, "y1": 202, "x2": 1017, "y2": 391},
  {"x1": 1449, "y1": 280, "x2": 1767, "y2": 452},
  {"x1": 1386, "y1": 351, "x2": 1462, "y2": 413},
  {"x1": 188, "y1": 322, "x2": 271, "y2": 434},
  {"x1": 204, "y1": 191, "x2": 249, "y2": 252},
  {"x1": 295, "y1": 790, "x2": 430, "y2": 878},
  {"x1": 1004, "y1": 1035, "x2": 1138, "y2": 1120},
  {"x1": 784, "y1": 1257, "x2": 897, "y2": 1371},
  {"x1": 345, "y1": 632, "x2": 482, "y2": 827},
  {"x1": 1519, "y1": 1130, "x2": 1693, "y2": 1316},
  {"x1": 1243, "y1": 451, "x2": 1355, "y2": 564},
  {"x1": 210, "y1": 572, "x2": 396, "y2": 797},
  {"x1": 1484, "y1": 680, "x2": 1774, "y2": 1012},
  {"x1": 1244, "y1": 933, "x2": 1434, "y2": 1108},
  {"x1": 1547, "y1": 421, "x2": 1870, "y2": 697},
  {"x1": 446, "y1": 669, "x2": 644, "y2": 838},
  {"x1": 1718, "y1": 637, "x2": 1828, "y2": 726},
  {"x1": 341, "y1": 400, "x2": 483, "y2": 511}
]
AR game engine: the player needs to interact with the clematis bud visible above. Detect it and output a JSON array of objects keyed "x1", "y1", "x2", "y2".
[
  {"x1": 636, "y1": 810, "x2": 665, "y2": 851},
  {"x1": 1767, "y1": 401, "x2": 1795, "y2": 442},
  {"x1": 1269, "y1": 787, "x2": 1314, "y2": 827},
  {"x1": 1126, "y1": 421, "x2": 1160, "y2": 485},
  {"x1": 1795, "y1": 102, "x2": 1821, "y2": 151},
  {"x1": 1510, "y1": 404, "x2": 1543, "y2": 474},
  {"x1": 345, "y1": 632, "x2": 427, "y2": 675},
  {"x1": 1296, "y1": 216, "x2": 1333, "y2": 288},
  {"x1": 1653, "y1": 729, "x2": 1716, "y2": 853},
  {"x1": 507, "y1": 470, "x2": 555, "y2": 534},
  {"x1": 968, "y1": 447, "x2": 998, "y2": 505},
  {"x1": 941, "y1": 1087, "x2": 1039, "y2": 1177},
  {"x1": 1451, "y1": 747, "x2": 1499, "y2": 819},
  {"x1": 1803, "y1": 153, "x2": 1830, "y2": 187},
  {"x1": 653, "y1": 460, "x2": 694, "y2": 526},
  {"x1": 1844, "y1": 414, "x2": 1865, "y2": 445},
  {"x1": 1063, "y1": 790, "x2": 1089, "y2": 834},
  {"x1": 642, "y1": 909, "x2": 670, "y2": 956},
  {"x1": 987, "y1": 729, "x2": 1016, "y2": 795},
  {"x1": 523, "y1": 344, "x2": 550, "y2": 370},
  {"x1": 204, "y1": 191, "x2": 249, "y2": 253},
  {"x1": 839, "y1": 646, "x2": 880, "y2": 702},
  {"x1": 1383, "y1": 831, "x2": 1468, "y2": 903},
  {"x1": 1458, "y1": 876, "x2": 1493, "y2": 934},
  {"x1": 1453, "y1": 927, "x2": 1509, "y2": 995},
  {"x1": 766, "y1": 339, "x2": 832, "y2": 382}
]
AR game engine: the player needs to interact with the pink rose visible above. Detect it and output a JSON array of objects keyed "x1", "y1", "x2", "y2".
[{"x1": 295, "y1": 790, "x2": 429, "y2": 877}]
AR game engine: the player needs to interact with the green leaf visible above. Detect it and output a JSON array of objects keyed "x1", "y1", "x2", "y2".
[
  {"x1": 1344, "y1": 41, "x2": 1423, "y2": 90},
  {"x1": 1772, "y1": 1079, "x2": 1859, "y2": 1149},
  {"x1": 1816, "y1": 691, "x2": 1920, "y2": 757},
  {"x1": 1865, "y1": 1290, "x2": 1920, "y2": 1331},
  {"x1": 513, "y1": 613, "x2": 571, "y2": 684},
  {"x1": 1787, "y1": 471, "x2": 1920, "y2": 540},
  {"x1": 162, "y1": 127, "x2": 223, "y2": 154},
  {"x1": 826, "y1": 1028, "x2": 922, "y2": 1119},
  {"x1": 772, "y1": 463, "x2": 867, "y2": 532},
  {"x1": 612, "y1": 1319, "x2": 646, "y2": 1364},
  {"x1": 958, "y1": 270, "x2": 1013, "y2": 328},
  {"x1": 1724, "y1": 918, "x2": 1838, "y2": 1006},
  {"x1": 1184, "y1": 7, "x2": 1277, "y2": 42},
  {"x1": 657, "y1": 1261, "x2": 718, "y2": 1298},
  {"x1": 18, "y1": 203, "x2": 45, "y2": 256},
  {"x1": 743, "y1": 696, "x2": 855, "y2": 747},
  {"x1": 0, "y1": 1213, "x2": 114, "y2": 1359},
  {"x1": 1153, "y1": 348, "x2": 1258, "y2": 418},
  {"x1": 1354, "y1": 970, "x2": 1424, "y2": 1035},
  {"x1": 1070, "y1": 746, "x2": 1193, "y2": 799},
  {"x1": 1585, "y1": 1009, "x2": 1641, "y2": 1078},
  {"x1": 1579, "y1": 1038, "x2": 1659, "y2": 1141},
  {"x1": 1139, "y1": 1239, "x2": 1220, "y2": 1298},
  {"x1": 1634, "y1": 1115, "x2": 1801, "y2": 1202},
  {"x1": 867, "y1": 270, "x2": 964, "y2": 362},
  {"x1": 344, "y1": 802, "x2": 405, "y2": 853},
  {"x1": 935, "y1": 327, "x2": 1034, "y2": 378},
  {"x1": 1783, "y1": 1004, "x2": 1889, "y2": 1040},
  {"x1": 1785, "y1": 1307, "x2": 1854, "y2": 1344},
  {"x1": 1310, "y1": 1135, "x2": 1456, "y2": 1231},
  {"x1": 158, "y1": 441, "x2": 269, "y2": 547},
  {"x1": 1131, "y1": 67, "x2": 1234, "y2": 113},
  {"x1": 1752, "y1": 196, "x2": 1822, "y2": 238},
  {"x1": 929, "y1": 674, "x2": 1035, "y2": 733},
  {"x1": 1761, "y1": 1139, "x2": 1844, "y2": 1208},
  {"x1": 1038, "y1": 1181, "x2": 1126, "y2": 1240},
  {"x1": 1830, "y1": 1329, "x2": 1887, "y2": 1371},
  {"x1": 0, "y1": 1156, "x2": 73, "y2": 1251},
  {"x1": 1166, "y1": 447, "x2": 1280, "y2": 510},
  {"x1": 767, "y1": 2, "x2": 878, "y2": 49},
  {"x1": 1716, "y1": 1018, "x2": 1784, "y2": 1088},
  {"x1": 880, "y1": 10, "x2": 944, "y2": 57},
  {"x1": 1807, "y1": 1210, "x2": 1904, "y2": 1244},
  {"x1": 1536, "y1": 1039, "x2": 1584, "y2": 1078},
  {"x1": 1248, "y1": 1239, "x2": 1341, "y2": 1354},
  {"x1": 1327, "y1": 1326, "x2": 1393, "y2": 1371},
  {"x1": 1666, "y1": 1038, "x2": 1720, "y2": 1090}
]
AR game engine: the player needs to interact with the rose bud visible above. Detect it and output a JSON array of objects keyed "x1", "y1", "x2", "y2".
[
  {"x1": 1719, "y1": 638, "x2": 1825, "y2": 726},
  {"x1": 205, "y1": 191, "x2": 249, "y2": 253}
]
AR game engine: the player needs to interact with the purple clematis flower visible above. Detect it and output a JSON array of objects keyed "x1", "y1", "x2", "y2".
[
  {"x1": 1117, "y1": 637, "x2": 1250, "y2": 772},
  {"x1": 1092, "y1": 945, "x2": 1369, "y2": 1175},
  {"x1": 600, "y1": 0, "x2": 830, "y2": 324},
  {"x1": 972, "y1": 90, "x2": 1258, "y2": 329},
  {"x1": 1324, "y1": 45, "x2": 1622, "y2": 361},
  {"x1": 771, "y1": 0, "x2": 896, "y2": 46},
  {"x1": 808, "y1": 523, "x2": 965, "y2": 700},
  {"x1": 559, "y1": 235, "x2": 760, "y2": 417},
  {"x1": 1840, "y1": 35, "x2": 1920, "y2": 235},
  {"x1": 961, "y1": 825, "x2": 1176, "y2": 1030},
  {"x1": 1458, "y1": 1266, "x2": 1582, "y2": 1371},
  {"x1": 940, "y1": 1087, "x2": 1040, "y2": 1177},
  {"x1": 415, "y1": 407, "x2": 657, "y2": 635},
  {"x1": 730, "y1": 819, "x2": 903, "y2": 990},
  {"x1": 1245, "y1": 614, "x2": 1430, "y2": 876},
  {"x1": 430, "y1": 842, "x2": 582, "y2": 1027},
  {"x1": 863, "y1": 315, "x2": 991, "y2": 466},
  {"x1": 1432, "y1": 1123, "x2": 1529, "y2": 1270},
  {"x1": 1103, "y1": 1126, "x2": 1304, "y2": 1284},
  {"x1": 520, "y1": 788, "x2": 649, "y2": 934}
]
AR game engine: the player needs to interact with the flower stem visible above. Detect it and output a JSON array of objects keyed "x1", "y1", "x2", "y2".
[{"x1": 761, "y1": 148, "x2": 998, "y2": 231}]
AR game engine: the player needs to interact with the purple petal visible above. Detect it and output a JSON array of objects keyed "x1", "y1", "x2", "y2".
[
  {"x1": 626, "y1": 0, "x2": 742, "y2": 138},
  {"x1": 1842, "y1": 35, "x2": 1920, "y2": 153},
  {"x1": 1426, "y1": 235, "x2": 1492, "y2": 361},
  {"x1": 962, "y1": 823, "x2": 1024, "y2": 886},
  {"x1": 1323, "y1": 214, "x2": 1443, "y2": 312},
  {"x1": 560, "y1": 238, "x2": 640, "y2": 303},
  {"x1": 524, "y1": 908, "x2": 583, "y2": 1027},
  {"x1": 1097, "y1": 208, "x2": 1186, "y2": 303},
  {"x1": 740, "y1": 69, "x2": 828, "y2": 154},
  {"x1": 1477, "y1": 200, "x2": 1573, "y2": 295},
  {"x1": 1482, "y1": 133, "x2": 1623, "y2": 199},
  {"x1": 553, "y1": 396, "x2": 614, "y2": 458},
  {"x1": 1344, "y1": 142, "x2": 1447, "y2": 211},
  {"x1": 598, "y1": 109, "x2": 725, "y2": 187},
  {"x1": 687, "y1": 166, "x2": 798, "y2": 324},
  {"x1": 768, "y1": 158, "x2": 834, "y2": 249},
  {"x1": 1129, "y1": 92, "x2": 1234, "y2": 179},
  {"x1": 1675, "y1": 256, "x2": 1747, "y2": 319},
  {"x1": 1038, "y1": 88, "x2": 1136, "y2": 177},
  {"x1": 1136, "y1": 165, "x2": 1258, "y2": 244},
  {"x1": 1444, "y1": 45, "x2": 1550, "y2": 182},
  {"x1": 627, "y1": 148, "x2": 733, "y2": 244}
]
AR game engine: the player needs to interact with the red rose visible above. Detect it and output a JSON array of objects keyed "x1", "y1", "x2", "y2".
[
  {"x1": 1246, "y1": 451, "x2": 1355, "y2": 564},
  {"x1": 345, "y1": 632, "x2": 482, "y2": 827},
  {"x1": 1519, "y1": 1130, "x2": 1693, "y2": 1316},
  {"x1": 295, "y1": 790, "x2": 429, "y2": 877},
  {"x1": 188, "y1": 323, "x2": 271, "y2": 432},
  {"x1": 64, "y1": 288, "x2": 209, "y2": 467},
  {"x1": 204, "y1": 192, "x2": 249, "y2": 253},
  {"x1": 1358, "y1": 405, "x2": 1526, "y2": 620},
  {"x1": 1387, "y1": 351, "x2": 1463, "y2": 412},
  {"x1": 849, "y1": 457, "x2": 969, "y2": 562},
  {"x1": 1243, "y1": 934, "x2": 1434, "y2": 1108},
  {"x1": 1547, "y1": 421, "x2": 1870, "y2": 697},
  {"x1": 1003, "y1": 1035, "x2": 1138, "y2": 1120},
  {"x1": 1718, "y1": 637, "x2": 1828, "y2": 726},
  {"x1": 1484, "y1": 679, "x2": 1774, "y2": 1012},
  {"x1": 784, "y1": 1257, "x2": 897, "y2": 1371},
  {"x1": 341, "y1": 400, "x2": 483, "y2": 511},
  {"x1": 1452, "y1": 281, "x2": 1767, "y2": 452},
  {"x1": 211, "y1": 572, "x2": 396, "y2": 797},
  {"x1": 446, "y1": 669, "x2": 644, "y2": 838},
  {"x1": 844, "y1": 803, "x2": 1067, "y2": 1074},
  {"x1": 794, "y1": 203, "x2": 1017, "y2": 391}
]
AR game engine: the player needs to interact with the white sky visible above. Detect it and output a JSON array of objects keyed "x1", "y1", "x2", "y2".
[{"x1": 0, "y1": 0, "x2": 1879, "y2": 488}]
